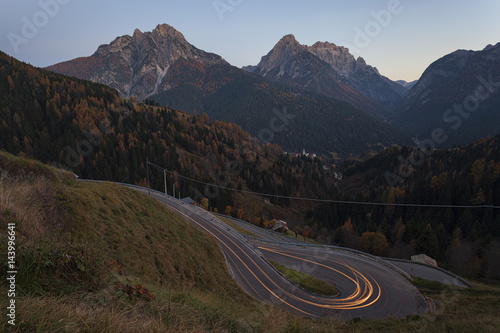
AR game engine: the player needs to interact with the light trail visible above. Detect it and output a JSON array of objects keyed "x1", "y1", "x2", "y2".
[
  {"x1": 258, "y1": 245, "x2": 382, "y2": 310},
  {"x1": 156, "y1": 194, "x2": 384, "y2": 316}
]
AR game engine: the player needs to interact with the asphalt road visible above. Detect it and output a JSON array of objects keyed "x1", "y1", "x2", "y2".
[
  {"x1": 386, "y1": 260, "x2": 470, "y2": 288},
  {"x1": 131, "y1": 187, "x2": 428, "y2": 319},
  {"x1": 218, "y1": 207, "x2": 469, "y2": 288}
]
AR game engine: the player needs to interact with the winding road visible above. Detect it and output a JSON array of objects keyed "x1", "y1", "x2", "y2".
[{"x1": 132, "y1": 187, "x2": 429, "y2": 319}]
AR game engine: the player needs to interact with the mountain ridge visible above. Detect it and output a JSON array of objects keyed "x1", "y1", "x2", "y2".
[{"x1": 392, "y1": 43, "x2": 500, "y2": 146}]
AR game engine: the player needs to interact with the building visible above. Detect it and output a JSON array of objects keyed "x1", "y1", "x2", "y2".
[{"x1": 271, "y1": 219, "x2": 289, "y2": 233}]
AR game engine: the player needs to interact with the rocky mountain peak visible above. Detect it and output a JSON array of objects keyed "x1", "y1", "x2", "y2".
[
  {"x1": 254, "y1": 34, "x2": 307, "y2": 75},
  {"x1": 47, "y1": 24, "x2": 226, "y2": 101},
  {"x1": 308, "y1": 41, "x2": 352, "y2": 61},
  {"x1": 273, "y1": 34, "x2": 306, "y2": 54},
  {"x1": 133, "y1": 28, "x2": 144, "y2": 44},
  {"x1": 278, "y1": 34, "x2": 299, "y2": 45},
  {"x1": 152, "y1": 23, "x2": 186, "y2": 41},
  {"x1": 308, "y1": 41, "x2": 359, "y2": 79}
]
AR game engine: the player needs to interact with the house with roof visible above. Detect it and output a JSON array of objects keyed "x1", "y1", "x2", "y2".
[{"x1": 271, "y1": 219, "x2": 289, "y2": 233}]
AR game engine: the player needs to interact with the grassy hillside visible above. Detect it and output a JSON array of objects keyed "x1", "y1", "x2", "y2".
[
  {"x1": 0, "y1": 151, "x2": 260, "y2": 331},
  {"x1": 1, "y1": 152, "x2": 500, "y2": 332}
]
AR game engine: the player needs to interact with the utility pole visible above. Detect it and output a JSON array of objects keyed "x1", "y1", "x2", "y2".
[
  {"x1": 164, "y1": 169, "x2": 167, "y2": 196},
  {"x1": 173, "y1": 184, "x2": 175, "y2": 199},
  {"x1": 146, "y1": 158, "x2": 150, "y2": 196}
]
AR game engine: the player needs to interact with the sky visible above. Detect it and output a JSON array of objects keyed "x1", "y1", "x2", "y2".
[{"x1": 1, "y1": 0, "x2": 499, "y2": 82}]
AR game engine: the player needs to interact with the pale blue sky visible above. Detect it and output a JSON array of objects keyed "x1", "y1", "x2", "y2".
[{"x1": 1, "y1": 0, "x2": 499, "y2": 81}]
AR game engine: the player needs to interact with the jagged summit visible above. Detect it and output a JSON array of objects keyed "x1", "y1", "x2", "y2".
[
  {"x1": 254, "y1": 34, "x2": 306, "y2": 75},
  {"x1": 276, "y1": 34, "x2": 302, "y2": 48},
  {"x1": 47, "y1": 24, "x2": 226, "y2": 100},
  {"x1": 250, "y1": 34, "x2": 409, "y2": 117}
]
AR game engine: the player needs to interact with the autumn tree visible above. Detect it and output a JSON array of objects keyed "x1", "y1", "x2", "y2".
[
  {"x1": 237, "y1": 208, "x2": 244, "y2": 220},
  {"x1": 201, "y1": 112, "x2": 209, "y2": 123},
  {"x1": 292, "y1": 225, "x2": 303, "y2": 239},
  {"x1": 358, "y1": 231, "x2": 389, "y2": 256},
  {"x1": 225, "y1": 205, "x2": 232, "y2": 216},
  {"x1": 341, "y1": 218, "x2": 358, "y2": 249},
  {"x1": 302, "y1": 225, "x2": 312, "y2": 241},
  {"x1": 200, "y1": 197, "x2": 209, "y2": 210}
]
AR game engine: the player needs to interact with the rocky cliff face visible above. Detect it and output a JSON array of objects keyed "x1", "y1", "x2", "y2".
[
  {"x1": 248, "y1": 35, "x2": 409, "y2": 118},
  {"x1": 307, "y1": 41, "x2": 357, "y2": 79},
  {"x1": 307, "y1": 41, "x2": 410, "y2": 108},
  {"x1": 252, "y1": 34, "x2": 308, "y2": 79},
  {"x1": 47, "y1": 24, "x2": 227, "y2": 101}
]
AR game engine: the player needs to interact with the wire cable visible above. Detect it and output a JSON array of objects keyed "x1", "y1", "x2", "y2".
[{"x1": 147, "y1": 161, "x2": 500, "y2": 209}]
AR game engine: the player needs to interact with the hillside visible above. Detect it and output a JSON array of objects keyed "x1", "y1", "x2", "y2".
[
  {"x1": 392, "y1": 43, "x2": 500, "y2": 146},
  {"x1": 149, "y1": 57, "x2": 412, "y2": 155},
  {"x1": 302, "y1": 136, "x2": 500, "y2": 281},
  {"x1": 0, "y1": 151, "x2": 261, "y2": 331},
  {"x1": 0, "y1": 50, "x2": 344, "y2": 223}
]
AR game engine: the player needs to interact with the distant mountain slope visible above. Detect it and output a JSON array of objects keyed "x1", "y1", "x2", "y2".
[
  {"x1": 392, "y1": 43, "x2": 500, "y2": 146},
  {"x1": 396, "y1": 80, "x2": 417, "y2": 90},
  {"x1": 46, "y1": 24, "x2": 227, "y2": 101},
  {"x1": 406, "y1": 50, "x2": 477, "y2": 103},
  {"x1": 149, "y1": 57, "x2": 413, "y2": 155},
  {"x1": 247, "y1": 35, "x2": 408, "y2": 118}
]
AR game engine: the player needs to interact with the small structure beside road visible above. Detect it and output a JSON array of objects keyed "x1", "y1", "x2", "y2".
[
  {"x1": 411, "y1": 254, "x2": 437, "y2": 267},
  {"x1": 271, "y1": 219, "x2": 289, "y2": 233}
]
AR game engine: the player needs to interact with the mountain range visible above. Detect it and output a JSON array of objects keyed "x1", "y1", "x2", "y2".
[
  {"x1": 245, "y1": 35, "x2": 409, "y2": 119},
  {"x1": 47, "y1": 24, "x2": 411, "y2": 156},
  {"x1": 46, "y1": 23, "x2": 500, "y2": 151}
]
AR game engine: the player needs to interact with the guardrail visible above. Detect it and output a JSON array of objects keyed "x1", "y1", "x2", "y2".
[
  {"x1": 379, "y1": 257, "x2": 472, "y2": 287},
  {"x1": 211, "y1": 213, "x2": 302, "y2": 244}
]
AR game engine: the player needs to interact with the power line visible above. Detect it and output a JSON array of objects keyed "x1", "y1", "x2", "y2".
[{"x1": 147, "y1": 161, "x2": 500, "y2": 210}]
